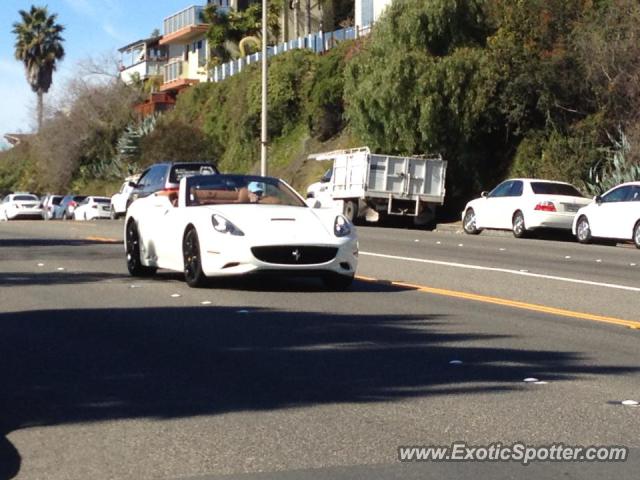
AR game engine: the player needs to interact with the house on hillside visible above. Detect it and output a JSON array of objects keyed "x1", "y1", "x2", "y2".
[
  {"x1": 118, "y1": 36, "x2": 168, "y2": 86},
  {"x1": 355, "y1": 0, "x2": 393, "y2": 28},
  {"x1": 159, "y1": 4, "x2": 211, "y2": 94}
]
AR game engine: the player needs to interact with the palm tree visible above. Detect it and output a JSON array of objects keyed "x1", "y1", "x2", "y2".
[{"x1": 12, "y1": 5, "x2": 65, "y2": 131}]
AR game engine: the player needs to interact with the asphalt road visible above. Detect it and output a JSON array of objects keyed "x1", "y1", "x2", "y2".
[{"x1": 0, "y1": 220, "x2": 639, "y2": 479}]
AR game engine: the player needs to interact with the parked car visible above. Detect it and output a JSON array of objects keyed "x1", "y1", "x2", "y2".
[
  {"x1": 0, "y1": 193, "x2": 43, "y2": 220},
  {"x1": 462, "y1": 179, "x2": 591, "y2": 238},
  {"x1": 53, "y1": 195, "x2": 87, "y2": 220},
  {"x1": 73, "y1": 196, "x2": 112, "y2": 220},
  {"x1": 127, "y1": 162, "x2": 219, "y2": 207},
  {"x1": 40, "y1": 194, "x2": 63, "y2": 220},
  {"x1": 110, "y1": 177, "x2": 137, "y2": 219},
  {"x1": 125, "y1": 174, "x2": 358, "y2": 289},
  {"x1": 572, "y1": 182, "x2": 640, "y2": 248}
]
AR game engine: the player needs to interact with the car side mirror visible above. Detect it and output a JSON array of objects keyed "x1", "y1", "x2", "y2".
[
  {"x1": 128, "y1": 181, "x2": 137, "y2": 188},
  {"x1": 481, "y1": 191, "x2": 489, "y2": 198},
  {"x1": 595, "y1": 195, "x2": 602, "y2": 205},
  {"x1": 305, "y1": 198, "x2": 321, "y2": 209}
]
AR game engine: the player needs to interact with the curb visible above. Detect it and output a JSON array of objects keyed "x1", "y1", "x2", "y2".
[{"x1": 435, "y1": 222, "x2": 513, "y2": 238}]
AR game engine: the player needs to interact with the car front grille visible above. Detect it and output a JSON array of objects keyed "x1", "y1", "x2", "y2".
[{"x1": 251, "y1": 246, "x2": 338, "y2": 265}]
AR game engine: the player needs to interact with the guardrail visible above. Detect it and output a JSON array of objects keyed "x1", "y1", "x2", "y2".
[
  {"x1": 211, "y1": 24, "x2": 372, "y2": 83},
  {"x1": 163, "y1": 5, "x2": 205, "y2": 36}
]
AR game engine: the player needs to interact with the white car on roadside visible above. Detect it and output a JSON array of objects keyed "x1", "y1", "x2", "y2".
[
  {"x1": 572, "y1": 182, "x2": 640, "y2": 248},
  {"x1": 0, "y1": 193, "x2": 43, "y2": 220},
  {"x1": 73, "y1": 196, "x2": 112, "y2": 220},
  {"x1": 110, "y1": 177, "x2": 136, "y2": 219},
  {"x1": 462, "y1": 179, "x2": 591, "y2": 238},
  {"x1": 125, "y1": 174, "x2": 358, "y2": 289}
]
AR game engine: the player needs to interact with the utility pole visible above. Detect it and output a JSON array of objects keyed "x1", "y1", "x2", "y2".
[{"x1": 260, "y1": 0, "x2": 268, "y2": 176}]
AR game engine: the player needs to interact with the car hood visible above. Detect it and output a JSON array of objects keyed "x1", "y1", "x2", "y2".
[{"x1": 203, "y1": 204, "x2": 340, "y2": 243}]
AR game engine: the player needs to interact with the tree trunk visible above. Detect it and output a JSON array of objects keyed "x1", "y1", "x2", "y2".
[
  {"x1": 37, "y1": 90, "x2": 43, "y2": 132},
  {"x1": 306, "y1": 0, "x2": 311, "y2": 35}
]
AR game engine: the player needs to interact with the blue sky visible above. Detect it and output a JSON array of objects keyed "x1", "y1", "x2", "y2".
[{"x1": 0, "y1": 0, "x2": 194, "y2": 148}]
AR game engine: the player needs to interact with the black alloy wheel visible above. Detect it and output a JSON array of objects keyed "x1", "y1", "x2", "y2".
[
  {"x1": 183, "y1": 227, "x2": 208, "y2": 288},
  {"x1": 126, "y1": 220, "x2": 156, "y2": 276}
]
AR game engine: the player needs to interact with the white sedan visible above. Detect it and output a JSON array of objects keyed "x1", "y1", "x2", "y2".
[
  {"x1": 0, "y1": 193, "x2": 43, "y2": 220},
  {"x1": 572, "y1": 182, "x2": 640, "y2": 248},
  {"x1": 73, "y1": 196, "x2": 112, "y2": 220},
  {"x1": 462, "y1": 179, "x2": 590, "y2": 237},
  {"x1": 124, "y1": 174, "x2": 359, "y2": 289}
]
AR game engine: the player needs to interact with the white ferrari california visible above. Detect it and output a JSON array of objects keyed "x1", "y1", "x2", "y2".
[{"x1": 124, "y1": 174, "x2": 358, "y2": 289}]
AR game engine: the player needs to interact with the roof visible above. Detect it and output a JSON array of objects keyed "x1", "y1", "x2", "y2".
[
  {"x1": 4, "y1": 133, "x2": 32, "y2": 146},
  {"x1": 118, "y1": 36, "x2": 163, "y2": 53}
]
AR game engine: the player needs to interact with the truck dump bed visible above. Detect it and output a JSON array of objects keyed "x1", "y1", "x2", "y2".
[{"x1": 311, "y1": 147, "x2": 447, "y2": 204}]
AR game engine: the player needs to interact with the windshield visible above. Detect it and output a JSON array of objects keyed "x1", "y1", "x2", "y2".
[
  {"x1": 93, "y1": 198, "x2": 110, "y2": 204},
  {"x1": 530, "y1": 182, "x2": 584, "y2": 197},
  {"x1": 186, "y1": 175, "x2": 306, "y2": 208},
  {"x1": 170, "y1": 164, "x2": 217, "y2": 184},
  {"x1": 13, "y1": 195, "x2": 38, "y2": 201}
]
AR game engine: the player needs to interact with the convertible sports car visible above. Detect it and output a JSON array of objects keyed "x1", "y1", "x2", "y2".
[{"x1": 124, "y1": 174, "x2": 358, "y2": 289}]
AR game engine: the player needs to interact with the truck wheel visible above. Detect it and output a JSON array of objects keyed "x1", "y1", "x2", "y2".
[{"x1": 343, "y1": 200, "x2": 358, "y2": 223}]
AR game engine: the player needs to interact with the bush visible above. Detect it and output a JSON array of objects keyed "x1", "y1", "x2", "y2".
[
  {"x1": 139, "y1": 115, "x2": 217, "y2": 166},
  {"x1": 306, "y1": 41, "x2": 353, "y2": 141}
]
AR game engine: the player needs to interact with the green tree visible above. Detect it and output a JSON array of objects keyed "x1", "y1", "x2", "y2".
[
  {"x1": 345, "y1": 0, "x2": 498, "y2": 206},
  {"x1": 12, "y1": 5, "x2": 65, "y2": 131}
]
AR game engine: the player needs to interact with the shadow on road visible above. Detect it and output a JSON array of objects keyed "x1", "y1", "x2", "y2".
[
  {"x1": 0, "y1": 238, "x2": 122, "y2": 248},
  {"x1": 1, "y1": 305, "x2": 638, "y2": 478},
  {"x1": 0, "y1": 271, "x2": 127, "y2": 287}
]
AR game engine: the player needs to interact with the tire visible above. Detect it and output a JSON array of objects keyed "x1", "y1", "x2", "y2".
[
  {"x1": 512, "y1": 211, "x2": 528, "y2": 238},
  {"x1": 126, "y1": 219, "x2": 156, "y2": 277},
  {"x1": 322, "y1": 273, "x2": 355, "y2": 291},
  {"x1": 633, "y1": 221, "x2": 640, "y2": 249},
  {"x1": 463, "y1": 208, "x2": 481, "y2": 235},
  {"x1": 183, "y1": 227, "x2": 208, "y2": 288},
  {"x1": 83, "y1": 212, "x2": 87, "y2": 221},
  {"x1": 110, "y1": 206, "x2": 119, "y2": 220},
  {"x1": 343, "y1": 200, "x2": 358, "y2": 223},
  {"x1": 576, "y1": 216, "x2": 592, "y2": 244}
]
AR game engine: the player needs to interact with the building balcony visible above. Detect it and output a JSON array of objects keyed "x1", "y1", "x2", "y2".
[
  {"x1": 120, "y1": 59, "x2": 167, "y2": 84},
  {"x1": 160, "y1": 60, "x2": 200, "y2": 92},
  {"x1": 160, "y1": 5, "x2": 208, "y2": 45}
]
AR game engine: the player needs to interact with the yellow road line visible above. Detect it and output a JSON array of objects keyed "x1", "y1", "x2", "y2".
[
  {"x1": 84, "y1": 236, "x2": 122, "y2": 244},
  {"x1": 356, "y1": 275, "x2": 640, "y2": 330}
]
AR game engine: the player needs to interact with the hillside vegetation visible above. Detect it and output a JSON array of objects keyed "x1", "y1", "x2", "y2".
[{"x1": 2, "y1": 0, "x2": 639, "y2": 216}]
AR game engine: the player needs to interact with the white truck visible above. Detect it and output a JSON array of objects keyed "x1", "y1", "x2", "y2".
[
  {"x1": 306, "y1": 147, "x2": 447, "y2": 225},
  {"x1": 109, "y1": 174, "x2": 139, "y2": 219}
]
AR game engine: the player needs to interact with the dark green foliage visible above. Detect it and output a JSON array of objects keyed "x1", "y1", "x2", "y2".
[
  {"x1": 139, "y1": 116, "x2": 217, "y2": 166},
  {"x1": 306, "y1": 41, "x2": 352, "y2": 141}
]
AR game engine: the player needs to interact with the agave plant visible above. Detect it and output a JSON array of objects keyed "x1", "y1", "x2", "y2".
[
  {"x1": 585, "y1": 127, "x2": 640, "y2": 195},
  {"x1": 84, "y1": 114, "x2": 159, "y2": 180}
]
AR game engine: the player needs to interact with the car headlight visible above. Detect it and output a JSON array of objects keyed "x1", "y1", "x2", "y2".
[
  {"x1": 211, "y1": 214, "x2": 244, "y2": 236},
  {"x1": 334, "y1": 215, "x2": 352, "y2": 237}
]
